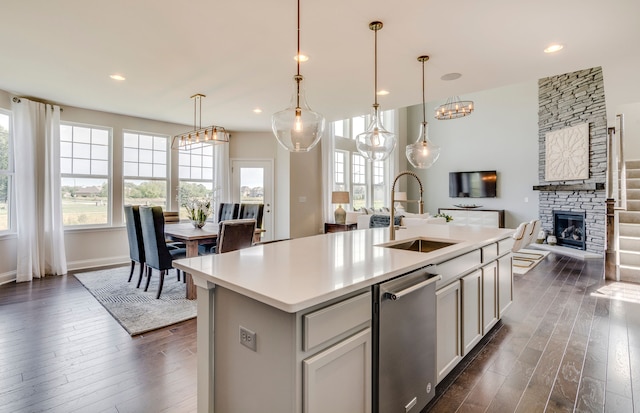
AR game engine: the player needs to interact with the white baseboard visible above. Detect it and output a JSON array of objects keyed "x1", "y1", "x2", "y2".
[
  {"x1": 0, "y1": 256, "x2": 128, "y2": 285},
  {"x1": 0, "y1": 270, "x2": 16, "y2": 285},
  {"x1": 66, "y1": 256, "x2": 130, "y2": 273}
]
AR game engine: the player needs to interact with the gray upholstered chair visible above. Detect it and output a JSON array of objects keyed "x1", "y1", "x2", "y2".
[
  {"x1": 239, "y1": 203, "x2": 264, "y2": 228},
  {"x1": 216, "y1": 219, "x2": 257, "y2": 254},
  {"x1": 217, "y1": 203, "x2": 240, "y2": 222},
  {"x1": 139, "y1": 206, "x2": 187, "y2": 299},
  {"x1": 124, "y1": 205, "x2": 145, "y2": 284}
]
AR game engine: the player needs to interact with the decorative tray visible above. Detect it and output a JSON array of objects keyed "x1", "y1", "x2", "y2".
[{"x1": 453, "y1": 204, "x2": 482, "y2": 209}]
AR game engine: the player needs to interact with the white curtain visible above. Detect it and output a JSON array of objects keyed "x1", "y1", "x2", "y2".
[
  {"x1": 213, "y1": 141, "x2": 231, "y2": 221},
  {"x1": 12, "y1": 98, "x2": 67, "y2": 282},
  {"x1": 321, "y1": 124, "x2": 336, "y2": 224}
]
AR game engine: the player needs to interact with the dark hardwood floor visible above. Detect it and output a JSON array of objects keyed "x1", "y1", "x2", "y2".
[
  {"x1": 0, "y1": 254, "x2": 637, "y2": 412},
  {"x1": 426, "y1": 253, "x2": 639, "y2": 413}
]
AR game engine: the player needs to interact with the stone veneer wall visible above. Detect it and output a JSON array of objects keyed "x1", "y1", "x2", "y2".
[{"x1": 538, "y1": 67, "x2": 607, "y2": 254}]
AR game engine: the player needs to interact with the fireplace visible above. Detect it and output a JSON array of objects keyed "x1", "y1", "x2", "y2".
[{"x1": 553, "y1": 210, "x2": 586, "y2": 250}]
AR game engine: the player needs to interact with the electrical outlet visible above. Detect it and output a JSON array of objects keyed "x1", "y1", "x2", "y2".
[{"x1": 239, "y1": 326, "x2": 257, "y2": 351}]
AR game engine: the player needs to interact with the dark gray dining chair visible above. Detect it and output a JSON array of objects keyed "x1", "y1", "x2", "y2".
[
  {"x1": 139, "y1": 206, "x2": 187, "y2": 299},
  {"x1": 124, "y1": 205, "x2": 145, "y2": 284},
  {"x1": 217, "y1": 203, "x2": 240, "y2": 222},
  {"x1": 239, "y1": 203, "x2": 264, "y2": 228}
]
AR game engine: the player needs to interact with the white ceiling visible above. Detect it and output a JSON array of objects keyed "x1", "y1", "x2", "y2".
[{"x1": 1, "y1": 0, "x2": 639, "y2": 132}]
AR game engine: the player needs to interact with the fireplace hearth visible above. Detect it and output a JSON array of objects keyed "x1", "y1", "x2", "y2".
[{"x1": 553, "y1": 211, "x2": 586, "y2": 250}]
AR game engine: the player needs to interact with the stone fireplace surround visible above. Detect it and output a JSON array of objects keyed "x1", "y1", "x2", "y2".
[{"x1": 536, "y1": 67, "x2": 607, "y2": 255}]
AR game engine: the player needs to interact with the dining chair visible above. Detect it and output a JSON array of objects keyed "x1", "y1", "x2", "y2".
[
  {"x1": 163, "y1": 210, "x2": 186, "y2": 252},
  {"x1": 239, "y1": 203, "x2": 264, "y2": 228},
  {"x1": 217, "y1": 203, "x2": 240, "y2": 222},
  {"x1": 216, "y1": 219, "x2": 257, "y2": 254},
  {"x1": 139, "y1": 206, "x2": 187, "y2": 299},
  {"x1": 198, "y1": 203, "x2": 241, "y2": 255},
  {"x1": 124, "y1": 205, "x2": 145, "y2": 284}
]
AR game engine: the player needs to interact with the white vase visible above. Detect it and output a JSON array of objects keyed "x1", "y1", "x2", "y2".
[{"x1": 547, "y1": 235, "x2": 557, "y2": 246}]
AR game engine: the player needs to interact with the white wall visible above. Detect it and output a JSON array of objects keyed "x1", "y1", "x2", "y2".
[
  {"x1": 603, "y1": 55, "x2": 640, "y2": 160},
  {"x1": 405, "y1": 81, "x2": 540, "y2": 229}
]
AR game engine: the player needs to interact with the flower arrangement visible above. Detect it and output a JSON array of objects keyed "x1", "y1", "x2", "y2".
[
  {"x1": 184, "y1": 199, "x2": 212, "y2": 228},
  {"x1": 177, "y1": 185, "x2": 219, "y2": 228}
]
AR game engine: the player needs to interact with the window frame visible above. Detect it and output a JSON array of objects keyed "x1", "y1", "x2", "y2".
[
  {"x1": 122, "y1": 129, "x2": 170, "y2": 209},
  {"x1": 60, "y1": 121, "x2": 113, "y2": 228},
  {"x1": 0, "y1": 109, "x2": 15, "y2": 235},
  {"x1": 331, "y1": 110, "x2": 394, "y2": 211}
]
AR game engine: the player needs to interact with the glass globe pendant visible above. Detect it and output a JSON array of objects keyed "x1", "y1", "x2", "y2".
[
  {"x1": 271, "y1": 0, "x2": 325, "y2": 152},
  {"x1": 272, "y1": 74, "x2": 325, "y2": 152},
  {"x1": 356, "y1": 104, "x2": 396, "y2": 161},
  {"x1": 406, "y1": 55, "x2": 440, "y2": 169},
  {"x1": 406, "y1": 121, "x2": 440, "y2": 168},
  {"x1": 356, "y1": 21, "x2": 396, "y2": 161}
]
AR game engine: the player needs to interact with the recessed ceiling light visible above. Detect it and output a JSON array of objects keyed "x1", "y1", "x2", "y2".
[
  {"x1": 377, "y1": 90, "x2": 390, "y2": 96},
  {"x1": 110, "y1": 74, "x2": 126, "y2": 81},
  {"x1": 294, "y1": 54, "x2": 309, "y2": 62},
  {"x1": 253, "y1": 108, "x2": 262, "y2": 114},
  {"x1": 544, "y1": 44, "x2": 564, "y2": 53},
  {"x1": 441, "y1": 73, "x2": 462, "y2": 81}
]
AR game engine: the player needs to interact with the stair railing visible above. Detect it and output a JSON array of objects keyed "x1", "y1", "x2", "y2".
[{"x1": 605, "y1": 113, "x2": 626, "y2": 280}]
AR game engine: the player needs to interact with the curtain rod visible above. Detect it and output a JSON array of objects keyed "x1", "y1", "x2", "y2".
[{"x1": 12, "y1": 96, "x2": 64, "y2": 111}]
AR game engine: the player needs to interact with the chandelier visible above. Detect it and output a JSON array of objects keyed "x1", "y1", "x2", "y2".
[
  {"x1": 355, "y1": 21, "x2": 396, "y2": 162},
  {"x1": 435, "y1": 96, "x2": 474, "y2": 120},
  {"x1": 271, "y1": 0, "x2": 325, "y2": 152},
  {"x1": 406, "y1": 55, "x2": 440, "y2": 169},
  {"x1": 172, "y1": 94, "x2": 229, "y2": 150}
]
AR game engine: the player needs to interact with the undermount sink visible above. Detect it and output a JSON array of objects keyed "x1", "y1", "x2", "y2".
[{"x1": 379, "y1": 237, "x2": 460, "y2": 253}]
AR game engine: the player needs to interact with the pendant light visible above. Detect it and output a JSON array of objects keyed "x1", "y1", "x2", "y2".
[
  {"x1": 406, "y1": 55, "x2": 440, "y2": 169},
  {"x1": 355, "y1": 21, "x2": 396, "y2": 162},
  {"x1": 171, "y1": 94, "x2": 229, "y2": 150},
  {"x1": 271, "y1": 0, "x2": 325, "y2": 152}
]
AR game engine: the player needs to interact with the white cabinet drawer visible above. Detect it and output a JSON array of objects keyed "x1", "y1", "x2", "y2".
[
  {"x1": 435, "y1": 249, "x2": 481, "y2": 289},
  {"x1": 303, "y1": 292, "x2": 371, "y2": 351},
  {"x1": 482, "y1": 243, "x2": 498, "y2": 263},
  {"x1": 498, "y1": 237, "x2": 515, "y2": 254}
]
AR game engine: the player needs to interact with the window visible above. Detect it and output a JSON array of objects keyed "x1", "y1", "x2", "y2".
[
  {"x1": 331, "y1": 111, "x2": 394, "y2": 211},
  {"x1": 352, "y1": 153, "x2": 367, "y2": 209},
  {"x1": 334, "y1": 151, "x2": 346, "y2": 188},
  {"x1": 178, "y1": 144, "x2": 215, "y2": 219},
  {"x1": 60, "y1": 123, "x2": 111, "y2": 226},
  {"x1": 123, "y1": 131, "x2": 168, "y2": 208},
  {"x1": 0, "y1": 110, "x2": 13, "y2": 232}
]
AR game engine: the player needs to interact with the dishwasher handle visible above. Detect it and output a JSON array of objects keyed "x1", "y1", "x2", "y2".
[{"x1": 384, "y1": 272, "x2": 440, "y2": 300}]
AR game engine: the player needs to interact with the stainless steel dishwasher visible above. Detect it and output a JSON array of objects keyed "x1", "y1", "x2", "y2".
[{"x1": 372, "y1": 266, "x2": 440, "y2": 413}]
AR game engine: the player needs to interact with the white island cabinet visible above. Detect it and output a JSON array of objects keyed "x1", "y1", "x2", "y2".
[{"x1": 174, "y1": 224, "x2": 514, "y2": 413}]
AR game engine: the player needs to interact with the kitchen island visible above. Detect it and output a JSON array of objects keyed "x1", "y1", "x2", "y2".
[{"x1": 173, "y1": 224, "x2": 515, "y2": 413}]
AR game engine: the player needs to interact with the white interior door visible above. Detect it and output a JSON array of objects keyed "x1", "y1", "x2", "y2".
[{"x1": 231, "y1": 159, "x2": 274, "y2": 242}]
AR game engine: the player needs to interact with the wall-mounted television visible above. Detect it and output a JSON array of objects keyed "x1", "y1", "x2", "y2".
[{"x1": 449, "y1": 170, "x2": 497, "y2": 198}]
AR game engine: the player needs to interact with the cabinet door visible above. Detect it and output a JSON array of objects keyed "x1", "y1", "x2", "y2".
[
  {"x1": 482, "y1": 261, "x2": 499, "y2": 335},
  {"x1": 461, "y1": 270, "x2": 483, "y2": 356},
  {"x1": 436, "y1": 281, "x2": 462, "y2": 384},
  {"x1": 498, "y1": 255, "x2": 513, "y2": 316},
  {"x1": 303, "y1": 328, "x2": 371, "y2": 413}
]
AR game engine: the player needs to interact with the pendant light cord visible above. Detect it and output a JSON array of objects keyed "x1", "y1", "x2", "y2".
[
  {"x1": 296, "y1": 0, "x2": 301, "y2": 109},
  {"x1": 373, "y1": 26, "x2": 378, "y2": 107},
  {"x1": 421, "y1": 59, "x2": 426, "y2": 124}
]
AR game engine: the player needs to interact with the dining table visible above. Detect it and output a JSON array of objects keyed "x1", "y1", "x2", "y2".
[
  {"x1": 164, "y1": 223, "x2": 219, "y2": 299},
  {"x1": 164, "y1": 222, "x2": 264, "y2": 299}
]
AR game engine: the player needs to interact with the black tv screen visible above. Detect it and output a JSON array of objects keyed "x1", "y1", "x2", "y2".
[{"x1": 449, "y1": 170, "x2": 497, "y2": 198}]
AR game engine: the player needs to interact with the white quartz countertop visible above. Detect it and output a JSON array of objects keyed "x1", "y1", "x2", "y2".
[{"x1": 173, "y1": 224, "x2": 514, "y2": 313}]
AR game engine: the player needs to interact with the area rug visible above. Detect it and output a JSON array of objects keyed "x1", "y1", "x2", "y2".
[
  {"x1": 512, "y1": 248, "x2": 550, "y2": 275},
  {"x1": 74, "y1": 266, "x2": 197, "y2": 336}
]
